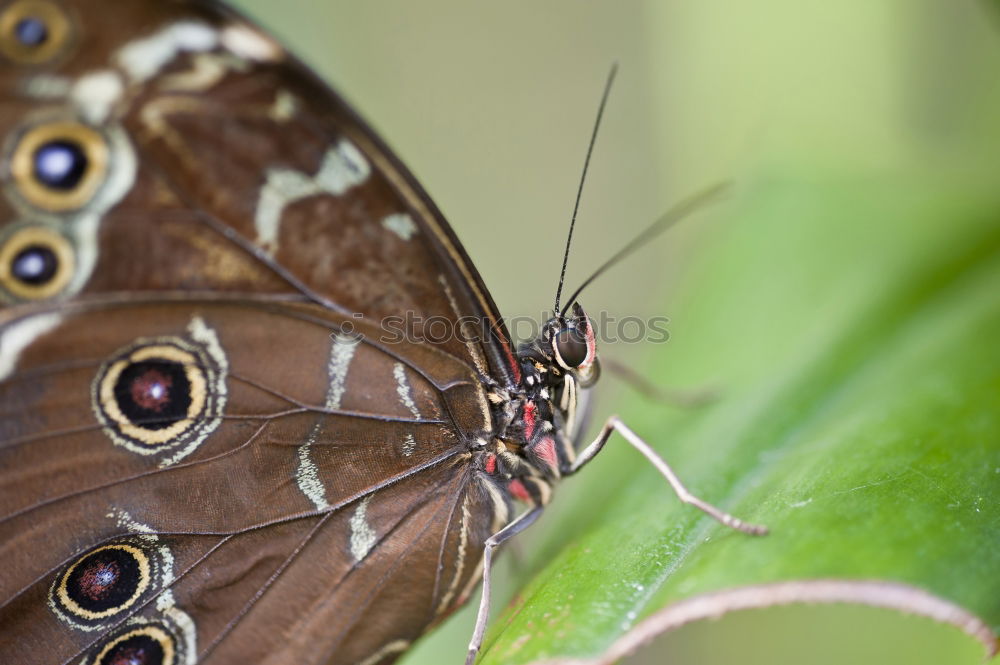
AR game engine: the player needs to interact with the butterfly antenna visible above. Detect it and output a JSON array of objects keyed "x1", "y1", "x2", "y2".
[
  {"x1": 553, "y1": 62, "x2": 619, "y2": 315},
  {"x1": 560, "y1": 181, "x2": 732, "y2": 314}
]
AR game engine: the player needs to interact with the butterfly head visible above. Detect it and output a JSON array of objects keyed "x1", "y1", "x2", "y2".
[
  {"x1": 488, "y1": 303, "x2": 599, "y2": 494},
  {"x1": 550, "y1": 303, "x2": 599, "y2": 383},
  {"x1": 519, "y1": 302, "x2": 600, "y2": 390}
]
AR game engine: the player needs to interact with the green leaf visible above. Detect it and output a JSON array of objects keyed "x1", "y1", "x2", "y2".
[{"x1": 472, "y1": 175, "x2": 1000, "y2": 664}]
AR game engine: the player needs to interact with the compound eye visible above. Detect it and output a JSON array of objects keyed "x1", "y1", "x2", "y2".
[
  {"x1": 552, "y1": 303, "x2": 597, "y2": 371},
  {"x1": 553, "y1": 327, "x2": 589, "y2": 369}
]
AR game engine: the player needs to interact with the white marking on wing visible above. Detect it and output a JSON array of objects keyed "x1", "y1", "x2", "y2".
[
  {"x1": 189, "y1": 316, "x2": 230, "y2": 375},
  {"x1": 115, "y1": 22, "x2": 219, "y2": 84},
  {"x1": 269, "y1": 90, "x2": 297, "y2": 122},
  {"x1": 296, "y1": 334, "x2": 360, "y2": 510},
  {"x1": 157, "y1": 52, "x2": 244, "y2": 93},
  {"x1": 220, "y1": 23, "x2": 283, "y2": 62},
  {"x1": 255, "y1": 139, "x2": 371, "y2": 253},
  {"x1": 349, "y1": 495, "x2": 377, "y2": 562},
  {"x1": 382, "y1": 213, "x2": 417, "y2": 240},
  {"x1": 453, "y1": 480, "x2": 508, "y2": 608},
  {"x1": 161, "y1": 597, "x2": 198, "y2": 665},
  {"x1": 154, "y1": 551, "x2": 198, "y2": 665},
  {"x1": 43, "y1": 123, "x2": 137, "y2": 302},
  {"x1": 393, "y1": 362, "x2": 421, "y2": 419},
  {"x1": 326, "y1": 333, "x2": 359, "y2": 410},
  {"x1": 108, "y1": 509, "x2": 197, "y2": 663},
  {"x1": 357, "y1": 639, "x2": 411, "y2": 665},
  {"x1": 393, "y1": 362, "x2": 422, "y2": 456},
  {"x1": 437, "y1": 494, "x2": 472, "y2": 614},
  {"x1": 108, "y1": 507, "x2": 156, "y2": 536},
  {"x1": 457, "y1": 557, "x2": 486, "y2": 611},
  {"x1": 0, "y1": 313, "x2": 62, "y2": 381},
  {"x1": 159, "y1": 317, "x2": 229, "y2": 467},
  {"x1": 20, "y1": 74, "x2": 70, "y2": 98},
  {"x1": 70, "y1": 70, "x2": 124, "y2": 124},
  {"x1": 295, "y1": 449, "x2": 327, "y2": 510},
  {"x1": 478, "y1": 475, "x2": 510, "y2": 534},
  {"x1": 401, "y1": 434, "x2": 416, "y2": 456}
]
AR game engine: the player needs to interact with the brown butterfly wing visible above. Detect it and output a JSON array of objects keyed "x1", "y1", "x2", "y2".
[
  {"x1": 0, "y1": 0, "x2": 519, "y2": 388},
  {"x1": 0, "y1": 1, "x2": 510, "y2": 663}
]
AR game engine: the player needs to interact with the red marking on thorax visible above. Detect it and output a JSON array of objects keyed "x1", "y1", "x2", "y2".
[
  {"x1": 522, "y1": 401, "x2": 537, "y2": 440},
  {"x1": 533, "y1": 436, "x2": 558, "y2": 473},
  {"x1": 484, "y1": 453, "x2": 497, "y2": 474},
  {"x1": 508, "y1": 478, "x2": 532, "y2": 502}
]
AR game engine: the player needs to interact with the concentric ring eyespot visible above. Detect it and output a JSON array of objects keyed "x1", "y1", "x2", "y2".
[
  {"x1": 8, "y1": 121, "x2": 109, "y2": 212},
  {"x1": 0, "y1": 0, "x2": 74, "y2": 64},
  {"x1": 92, "y1": 324, "x2": 228, "y2": 461},
  {"x1": 51, "y1": 544, "x2": 152, "y2": 623},
  {"x1": 97, "y1": 344, "x2": 207, "y2": 449},
  {"x1": 88, "y1": 623, "x2": 178, "y2": 665},
  {"x1": 0, "y1": 224, "x2": 74, "y2": 299}
]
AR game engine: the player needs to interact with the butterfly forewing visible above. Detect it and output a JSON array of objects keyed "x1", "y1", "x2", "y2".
[{"x1": 0, "y1": 0, "x2": 516, "y2": 663}]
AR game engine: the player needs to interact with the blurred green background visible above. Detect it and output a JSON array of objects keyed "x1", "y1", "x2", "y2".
[{"x1": 226, "y1": 2, "x2": 1000, "y2": 664}]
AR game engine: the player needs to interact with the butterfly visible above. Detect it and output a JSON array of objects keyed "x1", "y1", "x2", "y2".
[{"x1": 0, "y1": 1, "x2": 765, "y2": 664}]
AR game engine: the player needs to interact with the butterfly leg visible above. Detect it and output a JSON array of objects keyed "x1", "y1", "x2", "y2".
[
  {"x1": 603, "y1": 357, "x2": 720, "y2": 408},
  {"x1": 567, "y1": 416, "x2": 768, "y2": 536},
  {"x1": 466, "y1": 505, "x2": 545, "y2": 665}
]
